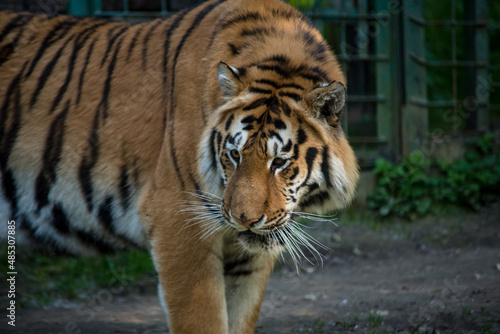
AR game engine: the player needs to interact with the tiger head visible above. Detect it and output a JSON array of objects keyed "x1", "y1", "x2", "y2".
[{"x1": 199, "y1": 61, "x2": 359, "y2": 257}]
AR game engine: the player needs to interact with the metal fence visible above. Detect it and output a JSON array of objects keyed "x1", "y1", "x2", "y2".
[{"x1": 67, "y1": 0, "x2": 498, "y2": 168}]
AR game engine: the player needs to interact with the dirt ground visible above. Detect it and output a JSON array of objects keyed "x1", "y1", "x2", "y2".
[{"x1": 3, "y1": 203, "x2": 499, "y2": 334}]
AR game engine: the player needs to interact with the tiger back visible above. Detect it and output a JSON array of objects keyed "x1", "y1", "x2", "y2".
[{"x1": 0, "y1": 1, "x2": 359, "y2": 333}]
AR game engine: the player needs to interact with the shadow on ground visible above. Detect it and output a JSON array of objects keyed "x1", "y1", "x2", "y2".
[{"x1": 2, "y1": 203, "x2": 499, "y2": 333}]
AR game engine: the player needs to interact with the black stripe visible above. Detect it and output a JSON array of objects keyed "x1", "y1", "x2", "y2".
[
  {"x1": 225, "y1": 114, "x2": 234, "y2": 131},
  {"x1": 241, "y1": 26, "x2": 274, "y2": 37},
  {"x1": 257, "y1": 64, "x2": 291, "y2": 78},
  {"x1": 119, "y1": 164, "x2": 132, "y2": 211},
  {"x1": 241, "y1": 115, "x2": 256, "y2": 124},
  {"x1": 280, "y1": 83, "x2": 304, "y2": 90},
  {"x1": 209, "y1": 128, "x2": 218, "y2": 171},
  {"x1": 0, "y1": 62, "x2": 27, "y2": 171},
  {"x1": 312, "y1": 50, "x2": 328, "y2": 63},
  {"x1": 307, "y1": 182, "x2": 320, "y2": 193},
  {"x1": 52, "y1": 204, "x2": 71, "y2": 234},
  {"x1": 74, "y1": 230, "x2": 115, "y2": 254},
  {"x1": 301, "y1": 147, "x2": 319, "y2": 187},
  {"x1": 0, "y1": 14, "x2": 33, "y2": 68},
  {"x1": 162, "y1": 9, "x2": 190, "y2": 128},
  {"x1": 280, "y1": 100, "x2": 292, "y2": 117},
  {"x1": 2, "y1": 169, "x2": 18, "y2": 219},
  {"x1": 268, "y1": 130, "x2": 283, "y2": 143},
  {"x1": 228, "y1": 43, "x2": 252, "y2": 57},
  {"x1": 76, "y1": 39, "x2": 96, "y2": 106},
  {"x1": 220, "y1": 12, "x2": 263, "y2": 30},
  {"x1": 279, "y1": 91, "x2": 302, "y2": 102},
  {"x1": 302, "y1": 31, "x2": 329, "y2": 62},
  {"x1": 142, "y1": 19, "x2": 165, "y2": 71},
  {"x1": 261, "y1": 54, "x2": 290, "y2": 64},
  {"x1": 225, "y1": 270, "x2": 253, "y2": 276},
  {"x1": 216, "y1": 132, "x2": 222, "y2": 151},
  {"x1": 242, "y1": 97, "x2": 271, "y2": 111},
  {"x1": 224, "y1": 255, "x2": 254, "y2": 273},
  {"x1": 314, "y1": 42, "x2": 328, "y2": 56},
  {"x1": 236, "y1": 66, "x2": 247, "y2": 77},
  {"x1": 126, "y1": 24, "x2": 145, "y2": 61},
  {"x1": 20, "y1": 215, "x2": 70, "y2": 255},
  {"x1": 282, "y1": 139, "x2": 292, "y2": 152},
  {"x1": 255, "y1": 79, "x2": 279, "y2": 88},
  {"x1": 51, "y1": 22, "x2": 105, "y2": 112},
  {"x1": 305, "y1": 147, "x2": 318, "y2": 168},
  {"x1": 228, "y1": 43, "x2": 239, "y2": 55},
  {"x1": 99, "y1": 34, "x2": 126, "y2": 118},
  {"x1": 43, "y1": 202, "x2": 119, "y2": 253},
  {"x1": 79, "y1": 35, "x2": 126, "y2": 212},
  {"x1": 249, "y1": 87, "x2": 273, "y2": 95},
  {"x1": 302, "y1": 31, "x2": 318, "y2": 47},
  {"x1": 269, "y1": 102, "x2": 281, "y2": 118},
  {"x1": 297, "y1": 128, "x2": 307, "y2": 144},
  {"x1": 289, "y1": 166, "x2": 299, "y2": 180},
  {"x1": 30, "y1": 35, "x2": 74, "y2": 108},
  {"x1": 97, "y1": 196, "x2": 115, "y2": 234},
  {"x1": 26, "y1": 19, "x2": 76, "y2": 78},
  {"x1": 320, "y1": 146, "x2": 333, "y2": 187},
  {"x1": 298, "y1": 72, "x2": 323, "y2": 82},
  {"x1": 168, "y1": 0, "x2": 227, "y2": 189},
  {"x1": 292, "y1": 143, "x2": 299, "y2": 160},
  {"x1": 273, "y1": 119, "x2": 286, "y2": 130},
  {"x1": 35, "y1": 100, "x2": 70, "y2": 211},
  {"x1": 250, "y1": 55, "x2": 328, "y2": 83},
  {"x1": 299, "y1": 190, "x2": 329, "y2": 208},
  {"x1": 303, "y1": 31, "x2": 328, "y2": 62},
  {"x1": 98, "y1": 196, "x2": 145, "y2": 249},
  {"x1": 309, "y1": 66, "x2": 330, "y2": 82},
  {"x1": 0, "y1": 13, "x2": 30, "y2": 42},
  {"x1": 101, "y1": 25, "x2": 128, "y2": 67}
]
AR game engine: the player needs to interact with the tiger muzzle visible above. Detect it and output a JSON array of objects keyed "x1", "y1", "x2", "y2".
[{"x1": 223, "y1": 158, "x2": 270, "y2": 230}]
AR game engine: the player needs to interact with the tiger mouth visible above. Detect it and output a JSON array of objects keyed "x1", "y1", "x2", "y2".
[{"x1": 237, "y1": 230, "x2": 285, "y2": 246}]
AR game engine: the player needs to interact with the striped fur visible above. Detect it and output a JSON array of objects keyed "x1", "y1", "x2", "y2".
[{"x1": 0, "y1": 1, "x2": 359, "y2": 333}]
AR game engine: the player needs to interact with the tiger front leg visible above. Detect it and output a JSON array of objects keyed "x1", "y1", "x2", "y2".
[
  {"x1": 151, "y1": 226, "x2": 228, "y2": 333},
  {"x1": 223, "y1": 248, "x2": 277, "y2": 334},
  {"x1": 141, "y1": 191, "x2": 229, "y2": 333}
]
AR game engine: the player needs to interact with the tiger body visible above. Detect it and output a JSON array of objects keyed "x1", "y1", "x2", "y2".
[{"x1": 0, "y1": 0, "x2": 359, "y2": 333}]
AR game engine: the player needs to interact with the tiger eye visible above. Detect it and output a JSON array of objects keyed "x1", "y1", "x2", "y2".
[
  {"x1": 272, "y1": 157, "x2": 286, "y2": 168},
  {"x1": 230, "y1": 150, "x2": 240, "y2": 161}
]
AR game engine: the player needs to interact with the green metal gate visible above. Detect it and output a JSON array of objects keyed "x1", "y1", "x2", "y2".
[{"x1": 68, "y1": 0, "x2": 498, "y2": 169}]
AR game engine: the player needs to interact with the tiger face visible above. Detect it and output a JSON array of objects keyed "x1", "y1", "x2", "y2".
[{"x1": 200, "y1": 62, "x2": 359, "y2": 256}]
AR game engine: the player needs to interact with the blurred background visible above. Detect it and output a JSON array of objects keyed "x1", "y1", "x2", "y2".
[{"x1": 0, "y1": 1, "x2": 498, "y2": 332}]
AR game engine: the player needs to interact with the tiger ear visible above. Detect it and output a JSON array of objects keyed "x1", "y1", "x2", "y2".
[
  {"x1": 307, "y1": 81, "x2": 346, "y2": 127},
  {"x1": 217, "y1": 62, "x2": 242, "y2": 98}
]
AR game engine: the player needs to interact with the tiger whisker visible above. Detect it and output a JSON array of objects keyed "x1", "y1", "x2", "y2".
[
  {"x1": 176, "y1": 190, "x2": 225, "y2": 240},
  {"x1": 277, "y1": 228, "x2": 304, "y2": 272},
  {"x1": 293, "y1": 211, "x2": 338, "y2": 226},
  {"x1": 286, "y1": 224, "x2": 327, "y2": 266},
  {"x1": 293, "y1": 211, "x2": 337, "y2": 219},
  {"x1": 283, "y1": 226, "x2": 314, "y2": 266}
]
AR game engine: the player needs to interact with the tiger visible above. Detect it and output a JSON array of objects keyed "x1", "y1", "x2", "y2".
[{"x1": 0, "y1": 0, "x2": 359, "y2": 332}]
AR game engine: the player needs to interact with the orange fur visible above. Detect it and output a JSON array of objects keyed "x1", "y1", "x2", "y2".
[{"x1": 0, "y1": 1, "x2": 359, "y2": 332}]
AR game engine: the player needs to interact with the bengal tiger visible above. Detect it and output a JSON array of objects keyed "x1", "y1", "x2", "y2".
[{"x1": 0, "y1": 0, "x2": 359, "y2": 332}]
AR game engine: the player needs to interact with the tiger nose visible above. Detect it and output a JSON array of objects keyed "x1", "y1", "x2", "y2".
[{"x1": 233, "y1": 215, "x2": 260, "y2": 229}]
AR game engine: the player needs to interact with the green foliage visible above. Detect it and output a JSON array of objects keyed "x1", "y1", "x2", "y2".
[
  {"x1": 0, "y1": 248, "x2": 155, "y2": 308},
  {"x1": 368, "y1": 313, "x2": 382, "y2": 328},
  {"x1": 367, "y1": 133, "x2": 500, "y2": 220}
]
